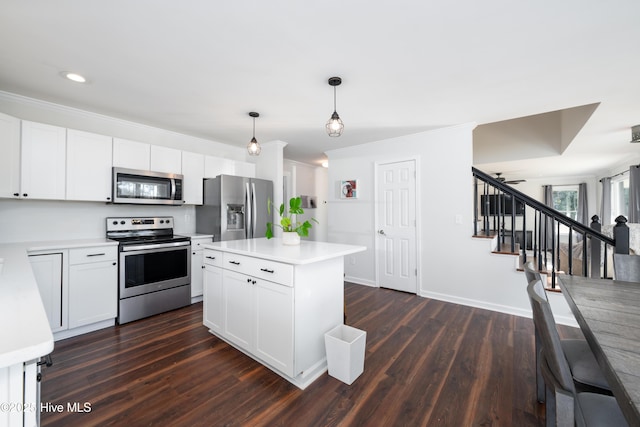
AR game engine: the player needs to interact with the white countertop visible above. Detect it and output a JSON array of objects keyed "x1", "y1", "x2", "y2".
[
  {"x1": 0, "y1": 238, "x2": 117, "y2": 368},
  {"x1": 204, "y1": 237, "x2": 366, "y2": 265}
]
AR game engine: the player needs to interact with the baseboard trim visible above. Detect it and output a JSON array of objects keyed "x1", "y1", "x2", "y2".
[
  {"x1": 344, "y1": 276, "x2": 377, "y2": 287},
  {"x1": 419, "y1": 290, "x2": 578, "y2": 327}
]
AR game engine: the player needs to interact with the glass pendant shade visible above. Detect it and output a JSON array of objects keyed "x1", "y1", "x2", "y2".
[
  {"x1": 326, "y1": 111, "x2": 344, "y2": 137},
  {"x1": 247, "y1": 137, "x2": 261, "y2": 155},
  {"x1": 247, "y1": 112, "x2": 261, "y2": 155}
]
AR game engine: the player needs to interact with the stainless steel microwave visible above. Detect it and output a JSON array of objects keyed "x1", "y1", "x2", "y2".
[{"x1": 112, "y1": 167, "x2": 184, "y2": 205}]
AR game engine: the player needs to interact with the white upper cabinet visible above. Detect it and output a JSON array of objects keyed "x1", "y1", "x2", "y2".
[
  {"x1": 204, "y1": 156, "x2": 255, "y2": 178},
  {"x1": 20, "y1": 121, "x2": 66, "y2": 200},
  {"x1": 204, "y1": 155, "x2": 234, "y2": 178},
  {"x1": 235, "y1": 161, "x2": 256, "y2": 178},
  {"x1": 150, "y1": 145, "x2": 182, "y2": 174},
  {"x1": 66, "y1": 130, "x2": 113, "y2": 202},
  {"x1": 182, "y1": 151, "x2": 205, "y2": 205},
  {"x1": 112, "y1": 138, "x2": 150, "y2": 170},
  {"x1": 0, "y1": 113, "x2": 21, "y2": 198}
]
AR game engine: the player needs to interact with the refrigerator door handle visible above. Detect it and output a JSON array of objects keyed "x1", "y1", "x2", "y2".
[
  {"x1": 245, "y1": 182, "x2": 251, "y2": 239},
  {"x1": 251, "y1": 182, "x2": 257, "y2": 238}
]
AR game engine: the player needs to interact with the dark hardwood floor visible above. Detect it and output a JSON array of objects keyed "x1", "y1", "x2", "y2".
[{"x1": 41, "y1": 283, "x2": 582, "y2": 426}]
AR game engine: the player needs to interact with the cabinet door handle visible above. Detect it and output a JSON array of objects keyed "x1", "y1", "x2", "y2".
[
  {"x1": 13, "y1": 193, "x2": 19, "y2": 197},
  {"x1": 229, "y1": 261, "x2": 240, "y2": 265},
  {"x1": 86, "y1": 253, "x2": 106, "y2": 257},
  {"x1": 112, "y1": 262, "x2": 117, "y2": 266},
  {"x1": 260, "y1": 268, "x2": 274, "y2": 273},
  {"x1": 206, "y1": 256, "x2": 216, "y2": 260}
]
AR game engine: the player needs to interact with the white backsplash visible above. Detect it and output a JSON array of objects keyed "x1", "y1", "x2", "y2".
[{"x1": 0, "y1": 199, "x2": 196, "y2": 244}]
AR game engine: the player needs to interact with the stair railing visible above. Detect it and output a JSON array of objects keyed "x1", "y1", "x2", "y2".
[{"x1": 472, "y1": 167, "x2": 630, "y2": 288}]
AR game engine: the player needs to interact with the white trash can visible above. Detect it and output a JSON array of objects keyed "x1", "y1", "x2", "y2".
[{"x1": 324, "y1": 324, "x2": 367, "y2": 385}]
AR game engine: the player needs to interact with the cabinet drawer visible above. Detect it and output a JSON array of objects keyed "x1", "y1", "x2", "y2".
[
  {"x1": 222, "y1": 253, "x2": 293, "y2": 286},
  {"x1": 203, "y1": 249, "x2": 223, "y2": 267},
  {"x1": 69, "y1": 246, "x2": 117, "y2": 265}
]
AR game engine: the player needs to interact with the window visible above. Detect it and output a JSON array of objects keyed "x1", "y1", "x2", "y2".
[
  {"x1": 552, "y1": 185, "x2": 579, "y2": 220},
  {"x1": 610, "y1": 176, "x2": 629, "y2": 224}
]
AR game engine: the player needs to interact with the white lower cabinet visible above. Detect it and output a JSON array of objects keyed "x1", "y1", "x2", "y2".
[
  {"x1": 29, "y1": 244, "x2": 118, "y2": 340},
  {"x1": 202, "y1": 246, "x2": 346, "y2": 389},
  {"x1": 29, "y1": 252, "x2": 66, "y2": 332},
  {"x1": 190, "y1": 236, "x2": 212, "y2": 299},
  {"x1": 254, "y1": 278, "x2": 293, "y2": 376},
  {"x1": 222, "y1": 269, "x2": 294, "y2": 377},
  {"x1": 223, "y1": 269, "x2": 254, "y2": 349},
  {"x1": 203, "y1": 264, "x2": 223, "y2": 334},
  {"x1": 68, "y1": 247, "x2": 118, "y2": 328},
  {"x1": 0, "y1": 361, "x2": 38, "y2": 427},
  {"x1": 203, "y1": 249, "x2": 295, "y2": 378}
]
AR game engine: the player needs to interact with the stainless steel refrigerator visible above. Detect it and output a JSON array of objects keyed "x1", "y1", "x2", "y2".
[{"x1": 196, "y1": 175, "x2": 273, "y2": 241}]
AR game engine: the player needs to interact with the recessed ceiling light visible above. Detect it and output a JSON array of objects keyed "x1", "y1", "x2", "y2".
[{"x1": 63, "y1": 72, "x2": 87, "y2": 83}]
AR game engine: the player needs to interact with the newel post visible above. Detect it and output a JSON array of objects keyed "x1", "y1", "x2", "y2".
[
  {"x1": 590, "y1": 215, "x2": 601, "y2": 278},
  {"x1": 613, "y1": 215, "x2": 630, "y2": 254}
]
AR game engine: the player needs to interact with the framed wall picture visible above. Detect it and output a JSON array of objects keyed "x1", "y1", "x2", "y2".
[{"x1": 341, "y1": 179, "x2": 358, "y2": 199}]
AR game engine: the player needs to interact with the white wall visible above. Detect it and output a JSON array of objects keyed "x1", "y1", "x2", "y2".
[
  {"x1": 0, "y1": 199, "x2": 196, "y2": 243},
  {"x1": 326, "y1": 123, "x2": 477, "y2": 290},
  {"x1": 325, "y1": 123, "x2": 577, "y2": 325},
  {"x1": 283, "y1": 159, "x2": 328, "y2": 241}
]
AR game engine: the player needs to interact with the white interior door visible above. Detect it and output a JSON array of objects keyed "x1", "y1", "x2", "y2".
[{"x1": 376, "y1": 160, "x2": 418, "y2": 293}]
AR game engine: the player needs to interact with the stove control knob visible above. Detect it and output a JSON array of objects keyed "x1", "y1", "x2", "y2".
[
  {"x1": 112, "y1": 221, "x2": 118, "y2": 225},
  {"x1": 120, "y1": 220, "x2": 125, "y2": 225},
  {"x1": 160, "y1": 220, "x2": 165, "y2": 224}
]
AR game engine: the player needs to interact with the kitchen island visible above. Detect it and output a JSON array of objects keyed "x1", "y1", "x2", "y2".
[{"x1": 202, "y1": 237, "x2": 366, "y2": 389}]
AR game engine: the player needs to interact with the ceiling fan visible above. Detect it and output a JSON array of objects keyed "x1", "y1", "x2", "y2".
[{"x1": 494, "y1": 172, "x2": 526, "y2": 185}]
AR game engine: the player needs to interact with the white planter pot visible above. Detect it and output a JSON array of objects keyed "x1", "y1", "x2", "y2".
[{"x1": 282, "y1": 232, "x2": 301, "y2": 245}]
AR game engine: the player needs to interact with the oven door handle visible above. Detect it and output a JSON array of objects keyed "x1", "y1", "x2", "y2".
[{"x1": 121, "y1": 241, "x2": 191, "y2": 252}]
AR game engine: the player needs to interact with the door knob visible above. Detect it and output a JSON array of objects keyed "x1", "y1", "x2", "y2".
[{"x1": 378, "y1": 229, "x2": 386, "y2": 236}]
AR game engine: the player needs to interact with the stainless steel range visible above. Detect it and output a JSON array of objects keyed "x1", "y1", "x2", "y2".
[{"x1": 107, "y1": 216, "x2": 191, "y2": 324}]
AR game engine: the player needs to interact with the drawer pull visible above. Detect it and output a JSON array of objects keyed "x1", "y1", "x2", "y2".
[
  {"x1": 206, "y1": 256, "x2": 216, "y2": 260},
  {"x1": 229, "y1": 261, "x2": 240, "y2": 265},
  {"x1": 86, "y1": 253, "x2": 106, "y2": 257},
  {"x1": 260, "y1": 268, "x2": 275, "y2": 273}
]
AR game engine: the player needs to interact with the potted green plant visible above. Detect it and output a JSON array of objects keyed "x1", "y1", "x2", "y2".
[{"x1": 266, "y1": 196, "x2": 318, "y2": 245}]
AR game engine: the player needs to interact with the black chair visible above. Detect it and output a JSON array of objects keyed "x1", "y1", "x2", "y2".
[
  {"x1": 613, "y1": 253, "x2": 640, "y2": 282},
  {"x1": 524, "y1": 275, "x2": 611, "y2": 403},
  {"x1": 528, "y1": 280, "x2": 627, "y2": 426}
]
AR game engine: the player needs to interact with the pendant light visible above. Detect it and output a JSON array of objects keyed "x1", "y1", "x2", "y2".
[
  {"x1": 247, "y1": 112, "x2": 261, "y2": 156},
  {"x1": 326, "y1": 77, "x2": 344, "y2": 137}
]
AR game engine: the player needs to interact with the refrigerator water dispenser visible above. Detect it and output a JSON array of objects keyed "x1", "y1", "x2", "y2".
[{"x1": 226, "y1": 204, "x2": 244, "y2": 230}]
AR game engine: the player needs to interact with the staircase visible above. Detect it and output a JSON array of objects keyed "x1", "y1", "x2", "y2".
[{"x1": 472, "y1": 167, "x2": 630, "y2": 289}]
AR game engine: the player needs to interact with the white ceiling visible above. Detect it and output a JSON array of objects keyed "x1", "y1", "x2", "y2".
[{"x1": 1, "y1": 0, "x2": 639, "y2": 176}]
